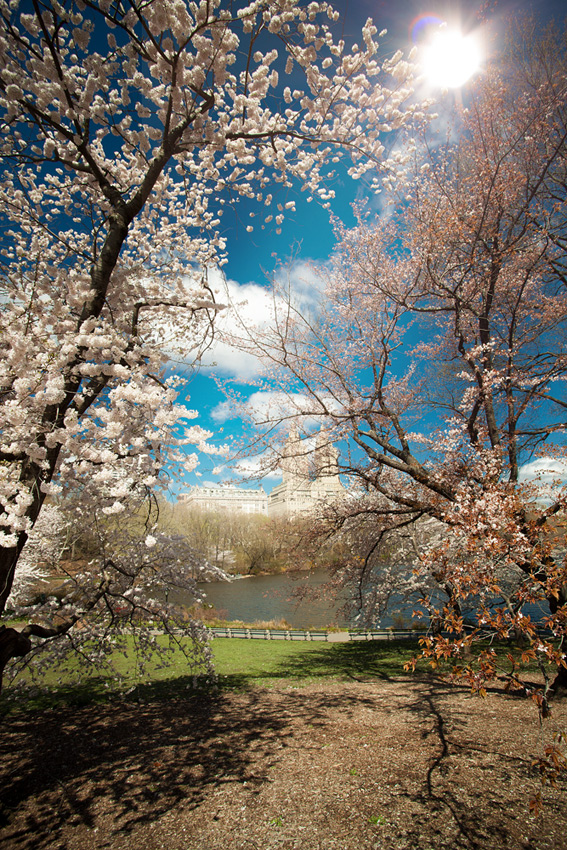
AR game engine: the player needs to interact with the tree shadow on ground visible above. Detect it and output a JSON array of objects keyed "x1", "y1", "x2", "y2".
[
  {"x1": 393, "y1": 678, "x2": 548, "y2": 850},
  {"x1": 0, "y1": 685, "x2": 379, "y2": 850},
  {"x1": 264, "y1": 639, "x2": 421, "y2": 684},
  {"x1": 2, "y1": 654, "x2": 563, "y2": 850}
]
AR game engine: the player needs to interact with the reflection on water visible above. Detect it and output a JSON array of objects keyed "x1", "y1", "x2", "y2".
[
  {"x1": 196, "y1": 570, "x2": 349, "y2": 629},
  {"x1": 196, "y1": 570, "x2": 428, "y2": 629}
]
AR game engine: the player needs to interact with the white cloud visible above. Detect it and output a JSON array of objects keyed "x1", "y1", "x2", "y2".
[
  {"x1": 272, "y1": 259, "x2": 326, "y2": 312},
  {"x1": 518, "y1": 458, "x2": 567, "y2": 485},
  {"x1": 210, "y1": 398, "x2": 240, "y2": 424},
  {"x1": 211, "y1": 389, "x2": 331, "y2": 427},
  {"x1": 190, "y1": 261, "x2": 327, "y2": 382},
  {"x1": 232, "y1": 453, "x2": 283, "y2": 481},
  {"x1": 518, "y1": 457, "x2": 567, "y2": 504},
  {"x1": 204, "y1": 276, "x2": 276, "y2": 379}
]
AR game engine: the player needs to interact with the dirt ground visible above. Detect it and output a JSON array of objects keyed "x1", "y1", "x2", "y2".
[{"x1": 1, "y1": 675, "x2": 566, "y2": 850}]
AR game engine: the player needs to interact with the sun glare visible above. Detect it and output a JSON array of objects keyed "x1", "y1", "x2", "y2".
[{"x1": 421, "y1": 27, "x2": 481, "y2": 89}]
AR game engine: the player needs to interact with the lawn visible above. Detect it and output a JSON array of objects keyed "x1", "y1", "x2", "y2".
[
  {"x1": 1, "y1": 631, "x2": 555, "y2": 714},
  {"x1": 212, "y1": 637, "x2": 418, "y2": 687},
  {"x1": 0, "y1": 636, "x2": 421, "y2": 713}
]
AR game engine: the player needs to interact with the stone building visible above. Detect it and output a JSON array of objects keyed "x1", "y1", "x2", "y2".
[
  {"x1": 179, "y1": 429, "x2": 344, "y2": 517},
  {"x1": 180, "y1": 485, "x2": 268, "y2": 515},
  {"x1": 267, "y1": 427, "x2": 345, "y2": 517}
]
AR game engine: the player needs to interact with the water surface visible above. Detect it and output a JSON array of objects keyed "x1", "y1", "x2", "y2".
[
  {"x1": 192, "y1": 569, "x2": 550, "y2": 630},
  {"x1": 197, "y1": 570, "x2": 348, "y2": 629}
]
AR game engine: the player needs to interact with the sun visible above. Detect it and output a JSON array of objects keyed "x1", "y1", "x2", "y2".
[{"x1": 420, "y1": 26, "x2": 481, "y2": 89}]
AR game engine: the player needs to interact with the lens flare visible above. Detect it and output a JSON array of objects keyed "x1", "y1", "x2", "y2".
[{"x1": 410, "y1": 13, "x2": 444, "y2": 45}]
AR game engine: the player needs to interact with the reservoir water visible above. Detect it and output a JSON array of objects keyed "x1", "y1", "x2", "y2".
[
  {"x1": 194, "y1": 569, "x2": 550, "y2": 630},
  {"x1": 197, "y1": 570, "x2": 349, "y2": 629}
]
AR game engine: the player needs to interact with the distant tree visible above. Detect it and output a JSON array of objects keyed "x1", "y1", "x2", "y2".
[
  {"x1": 162, "y1": 500, "x2": 238, "y2": 572},
  {"x1": 0, "y1": 0, "x2": 423, "y2": 685},
  {"x1": 163, "y1": 499, "x2": 316, "y2": 575},
  {"x1": 230, "y1": 513, "x2": 280, "y2": 573}
]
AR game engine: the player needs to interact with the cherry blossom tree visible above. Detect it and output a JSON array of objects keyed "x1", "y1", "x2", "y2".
[
  {"x1": 1, "y1": 491, "x2": 224, "y2": 695},
  {"x1": 229, "y1": 22, "x2": 567, "y2": 711},
  {"x1": 0, "y1": 0, "x2": 424, "y2": 685}
]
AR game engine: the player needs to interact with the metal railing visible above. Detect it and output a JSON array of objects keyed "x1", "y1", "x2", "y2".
[
  {"x1": 206, "y1": 627, "x2": 424, "y2": 641},
  {"x1": 207, "y1": 627, "x2": 328, "y2": 640}
]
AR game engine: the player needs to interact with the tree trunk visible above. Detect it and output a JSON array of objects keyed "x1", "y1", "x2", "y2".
[
  {"x1": 0, "y1": 626, "x2": 31, "y2": 695},
  {"x1": 550, "y1": 661, "x2": 567, "y2": 697},
  {"x1": 0, "y1": 537, "x2": 30, "y2": 613},
  {"x1": 547, "y1": 586, "x2": 567, "y2": 697}
]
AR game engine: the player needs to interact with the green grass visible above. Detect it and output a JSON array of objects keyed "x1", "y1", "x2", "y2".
[
  {"x1": 1, "y1": 637, "x2": 420, "y2": 713},
  {"x1": 2, "y1": 633, "x2": 555, "y2": 714},
  {"x1": 211, "y1": 637, "x2": 417, "y2": 688}
]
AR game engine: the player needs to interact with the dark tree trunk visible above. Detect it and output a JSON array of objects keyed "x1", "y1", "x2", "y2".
[
  {"x1": 0, "y1": 535, "x2": 31, "y2": 613},
  {"x1": 550, "y1": 661, "x2": 567, "y2": 697},
  {"x1": 0, "y1": 626, "x2": 31, "y2": 696},
  {"x1": 547, "y1": 587, "x2": 567, "y2": 698}
]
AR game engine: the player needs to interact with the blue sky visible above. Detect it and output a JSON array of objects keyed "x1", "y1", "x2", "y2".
[{"x1": 169, "y1": 0, "x2": 567, "y2": 499}]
